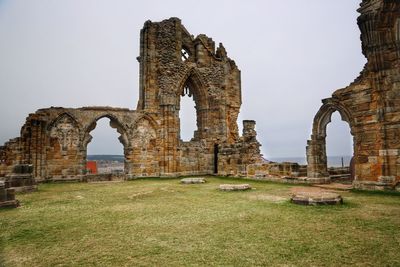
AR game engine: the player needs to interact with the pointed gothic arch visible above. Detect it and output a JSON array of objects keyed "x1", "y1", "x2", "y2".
[
  {"x1": 177, "y1": 69, "x2": 209, "y2": 141},
  {"x1": 307, "y1": 98, "x2": 355, "y2": 178},
  {"x1": 47, "y1": 112, "x2": 80, "y2": 132},
  {"x1": 82, "y1": 114, "x2": 129, "y2": 149}
]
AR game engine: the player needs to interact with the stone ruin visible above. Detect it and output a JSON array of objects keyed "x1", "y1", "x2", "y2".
[
  {"x1": 0, "y1": 18, "x2": 263, "y2": 181},
  {"x1": 307, "y1": 0, "x2": 400, "y2": 190},
  {"x1": 4, "y1": 164, "x2": 37, "y2": 193},
  {"x1": 0, "y1": 181, "x2": 19, "y2": 208},
  {"x1": 0, "y1": 0, "x2": 399, "y2": 191},
  {"x1": 219, "y1": 184, "x2": 252, "y2": 191}
]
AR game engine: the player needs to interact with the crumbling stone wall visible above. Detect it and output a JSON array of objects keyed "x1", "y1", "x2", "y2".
[
  {"x1": 0, "y1": 18, "x2": 263, "y2": 180},
  {"x1": 0, "y1": 107, "x2": 162, "y2": 180},
  {"x1": 136, "y1": 18, "x2": 259, "y2": 176},
  {"x1": 307, "y1": 0, "x2": 400, "y2": 190}
]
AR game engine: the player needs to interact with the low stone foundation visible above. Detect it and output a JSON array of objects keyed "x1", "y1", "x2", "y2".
[
  {"x1": 0, "y1": 181, "x2": 19, "y2": 208},
  {"x1": 290, "y1": 190, "x2": 343, "y2": 206},
  {"x1": 353, "y1": 181, "x2": 396, "y2": 191},
  {"x1": 242, "y1": 175, "x2": 331, "y2": 185},
  {"x1": 219, "y1": 184, "x2": 252, "y2": 191},
  {"x1": 5, "y1": 164, "x2": 37, "y2": 193},
  {"x1": 180, "y1": 177, "x2": 206, "y2": 184}
]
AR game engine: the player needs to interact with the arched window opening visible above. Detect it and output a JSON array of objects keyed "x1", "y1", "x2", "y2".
[
  {"x1": 86, "y1": 118, "x2": 124, "y2": 174},
  {"x1": 326, "y1": 111, "x2": 353, "y2": 180},
  {"x1": 180, "y1": 85, "x2": 197, "y2": 141},
  {"x1": 181, "y1": 48, "x2": 190, "y2": 61}
]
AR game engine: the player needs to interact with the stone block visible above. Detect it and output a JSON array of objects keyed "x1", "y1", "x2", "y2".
[
  {"x1": 180, "y1": 177, "x2": 206, "y2": 184},
  {"x1": 291, "y1": 191, "x2": 343, "y2": 206},
  {"x1": 219, "y1": 184, "x2": 251, "y2": 191}
]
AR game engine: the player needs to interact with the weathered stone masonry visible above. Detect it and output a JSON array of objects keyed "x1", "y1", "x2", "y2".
[
  {"x1": 307, "y1": 0, "x2": 400, "y2": 190},
  {"x1": 0, "y1": 18, "x2": 263, "y2": 180},
  {"x1": 1, "y1": 0, "x2": 399, "y2": 190}
]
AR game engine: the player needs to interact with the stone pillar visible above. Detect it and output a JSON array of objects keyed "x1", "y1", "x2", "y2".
[
  {"x1": 160, "y1": 94, "x2": 179, "y2": 176},
  {"x1": 306, "y1": 136, "x2": 329, "y2": 178}
]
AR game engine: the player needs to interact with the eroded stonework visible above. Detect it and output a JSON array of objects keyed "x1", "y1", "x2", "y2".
[
  {"x1": 307, "y1": 0, "x2": 400, "y2": 190},
  {"x1": 1, "y1": 0, "x2": 399, "y2": 190},
  {"x1": 0, "y1": 18, "x2": 263, "y2": 180}
]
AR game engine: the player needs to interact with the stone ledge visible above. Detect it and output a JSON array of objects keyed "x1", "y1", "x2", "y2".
[
  {"x1": 353, "y1": 180, "x2": 397, "y2": 191},
  {"x1": 11, "y1": 185, "x2": 38, "y2": 193},
  {"x1": 180, "y1": 177, "x2": 206, "y2": 184},
  {"x1": 0, "y1": 199, "x2": 19, "y2": 208},
  {"x1": 219, "y1": 184, "x2": 252, "y2": 191},
  {"x1": 243, "y1": 176, "x2": 330, "y2": 184},
  {"x1": 291, "y1": 191, "x2": 343, "y2": 206}
]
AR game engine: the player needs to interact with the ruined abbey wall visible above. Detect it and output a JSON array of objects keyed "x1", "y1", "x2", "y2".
[
  {"x1": 0, "y1": 18, "x2": 262, "y2": 180},
  {"x1": 1, "y1": 0, "x2": 399, "y2": 189},
  {"x1": 136, "y1": 18, "x2": 261, "y2": 177},
  {"x1": 307, "y1": 0, "x2": 400, "y2": 190},
  {"x1": 0, "y1": 107, "x2": 161, "y2": 179}
]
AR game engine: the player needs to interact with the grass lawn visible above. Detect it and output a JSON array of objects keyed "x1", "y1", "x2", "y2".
[{"x1": 1, "y1": 177, "x2": 400, "y2": 266}]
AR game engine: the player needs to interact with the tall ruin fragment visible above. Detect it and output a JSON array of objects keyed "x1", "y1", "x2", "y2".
[
  {"x1": 0, "y1": 18, "x2": 262, "y2": 180},
  {"x1": 307, "y1": 0, "x2": 400, "y2": 190}
]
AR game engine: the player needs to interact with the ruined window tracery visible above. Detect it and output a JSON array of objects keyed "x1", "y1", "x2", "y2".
[
  {"x1": 181, "y1": 85, "x2": 193, "y2": 97},
  {"x1": 180, "y1": 84, "x2": 197, "y2": 141},
  {"x1": 49, "y1": 115, "x2": 80, "y2": 152},
  {"x1": 181, "y1": 48, "x2": 190, "y2": 61}
]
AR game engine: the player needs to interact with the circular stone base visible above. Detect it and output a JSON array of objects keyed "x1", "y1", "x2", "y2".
[
  {"x1": 291, "y1": 191, "x2": 343, "y2": 205},
  {"x1": 219, "y1": 184, "x2": 252, "y2": 191},
  {"x1": 180, "y1": 178, "x2": 206, "y2": 184}
]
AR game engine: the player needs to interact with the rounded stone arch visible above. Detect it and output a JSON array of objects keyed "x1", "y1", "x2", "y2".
[
  {"x1": 307, "y1": 98, "x2": 355, "y2": 179},
  {"x1": 82, "y1": 113, "x2": 130, "y2": 150},
  {"x1": 177, "y1": 68, "x2": 209, "y2": 140}
]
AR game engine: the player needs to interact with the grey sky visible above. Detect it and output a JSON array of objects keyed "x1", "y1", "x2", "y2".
[{"x1": 0, "y1": 0, "x2": 365, "y2": 158}]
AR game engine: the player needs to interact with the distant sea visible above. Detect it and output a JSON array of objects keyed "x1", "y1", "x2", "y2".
[
  {"x1": 268, "y1": 156, "x2": 352, "y2": 167},
  {"x1": 88, "y1": 155, "x2": 352, "y2": 167},
  {"x1": 87, "y1": 155, "x2": 124, "y2": 162}
]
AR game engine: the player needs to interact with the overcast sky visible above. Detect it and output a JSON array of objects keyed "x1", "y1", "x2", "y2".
[{"x1": 0, "y1": 0, "x2": 365, "y2": 158}]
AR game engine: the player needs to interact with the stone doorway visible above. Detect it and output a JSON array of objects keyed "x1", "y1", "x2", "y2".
[
  {"x1": 326, "y1": 111, "x2": 354, "y2": 183},
  {"x1": 306, "y1": 99, "x2": 355, "y2": 181},
  {"x1": 214, "y1": 144, "x2": 219, "y2": 174}
]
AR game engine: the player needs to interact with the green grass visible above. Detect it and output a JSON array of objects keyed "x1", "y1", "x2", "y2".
[{"x1": 1, "y1": 177, "x2": 400, "y2": 266}]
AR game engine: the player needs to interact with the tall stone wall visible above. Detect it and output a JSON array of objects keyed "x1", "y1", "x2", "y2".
[
  {"x1": 307, "y1": 0, "x2": 400, "y2": 190},
  {"x1": 0, "y1": 18, "x2": 263, "y2": 180},
  {"x1": 136, "y1": 18, "x2": 251, "y2": 176}
]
